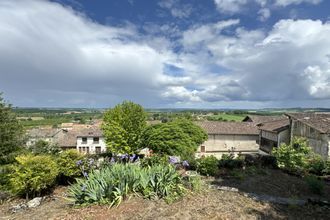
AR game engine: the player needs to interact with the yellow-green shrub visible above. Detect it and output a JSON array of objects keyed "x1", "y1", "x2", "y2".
[
  {"x1": 57, "y1": 150, "x2": 84, "y2": 184},
  {"x1": 9, "y1": 154, "x2": 59, "y2": 199}
]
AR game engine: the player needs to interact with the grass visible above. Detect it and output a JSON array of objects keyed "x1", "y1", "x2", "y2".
[{"x1": 207, "y1": 113, "x2": 246, "y2": 122}]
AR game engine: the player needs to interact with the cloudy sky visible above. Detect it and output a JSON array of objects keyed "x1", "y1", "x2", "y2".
[{"x1": 1, "y1": 0, "x2": 330, "y2": 108}]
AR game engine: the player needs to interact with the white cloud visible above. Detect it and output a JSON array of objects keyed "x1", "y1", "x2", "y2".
[
  {"x1": 158, "y1": 0, "x2": 193, "y2": 18},
  {"x1": 173, "y1": 19, "x2": 330, "y2": 104},
  {"x1": 0, "y1": 0, "x2": 185, "y2": 107},
  {"x1": 214, "y1": 0, "x2": 248, "y2": 13},
  {"x1": 274, "y1": 0, "x2": 322, "y2": 7},
  {"x1": 258, "y1": 8, "x2": 271, "y2": 21}
]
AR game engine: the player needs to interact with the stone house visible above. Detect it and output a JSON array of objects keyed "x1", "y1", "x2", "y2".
[
  {"x1": 195, "y1": 121, "x2": 259, "y2": 159},
  {"x1": 286, "y1": 113, "x2": 330, "y2": 159}
]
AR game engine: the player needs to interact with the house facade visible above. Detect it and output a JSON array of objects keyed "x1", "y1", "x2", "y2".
[
  {"x1": 258, "y1": 119, "x2": 290, "y2": 153},
  {"x1": 195, "y1": 121, "x2": 259, "y2": 159},
  {"x1": 286, "y1": 113, "x2": 330, "y2": 159},
  {"x1": 76, "y1": 127, "x2": 107, "y2": 154}
]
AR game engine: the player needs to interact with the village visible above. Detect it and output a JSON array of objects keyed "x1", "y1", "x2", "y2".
[
  {"x1": 26, "y1": 112, "x2": 330, "y2": 160},
  {"x1": 2, "y1": 0, "x2": 330, "y2": 219}
]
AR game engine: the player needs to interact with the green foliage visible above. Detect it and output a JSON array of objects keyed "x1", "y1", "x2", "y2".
[
  {"x1": 305, "y1": 175, "x2": 324, "y2": 195},
  {"x1": 140, "y1": 119, "x2": 207, "y2": 158},
  {"x1": 68, "y1": 163, "x2": 185, "y2": 207},
  {"x1": 186, "y1": 175, "x2": 203, "y2": 192},
  {"x1": 305, "y1": 155, "x2": 328, "y2": 176},
  {"x1": 9, "y1": 154, "x2": 59, "y2": 199},
  {"x1": 218, "y1": 154, "x2": 244, "y2": 169},
  {"x1": 0, "y1": 165, "x2": 11, "y2": 191},
  {"x1": 28, "y1": 140, "x2": 61, "y2": 155},
  {"x1": 171, "y1": 119, "x2": 208, "y2": 146},
  {"x1": 57, "y1": 150, "x2": 85, "y2": 183},
  {"x1": 0, "y1": 94, "x2": 24, "y2": 165},
  {"x1": 196, "y1": 156, "x2": 218, "y2": 176},
  {"x1": 140, "y1": 154, "x2": 169, "y2": 167},
  {"x1": 273, "y1": 138, "x2": 312, "y2": 172},
  {"x1": 102, "y1": 101, "x2": 147, "y2": 154}
]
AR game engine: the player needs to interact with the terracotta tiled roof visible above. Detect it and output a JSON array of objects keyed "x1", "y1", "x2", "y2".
[
  {"x1": 286, "y1": 112, "x2": 330, "y2": 134},
  {"x1": 195, "y1": 121, "x2": 259, "y2": 135},
  {"x1": 242, "y1": 115, "x2": 287, "y2": 125},
  {"x1": 258, "y1": 119, "x2": 290, "y2": 133}
]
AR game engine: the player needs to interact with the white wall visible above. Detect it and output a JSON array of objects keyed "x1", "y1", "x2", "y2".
[
  {"x1": 196, "y1": 134, "x2": 259, "y2": 159},
  {"x1": 76, "y1": 136, "x2": 107, "y2": 154}
]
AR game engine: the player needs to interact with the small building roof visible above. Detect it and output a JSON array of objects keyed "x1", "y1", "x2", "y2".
[
  {"x1": 258, "y1": 119, "x2": 290, "y2": 133},
  {"x1": 196, "y1": 121, "x2": 259, "y2": 135},
  {"x1": 285, "y1": 112, "x2": 330, "y2": 134},
  {"x1": 242, "y1": 115, "x2": 287, "y2": 125}
]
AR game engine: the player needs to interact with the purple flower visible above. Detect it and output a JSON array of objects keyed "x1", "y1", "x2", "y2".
[
  {"x1": 169, "y1": 156, "x2": 179, "y2": 164},
  {"x1": 88, "y1": 158, "x2": 94, "y2": 165},
  {"x1": 120, "y1": 154, "x2": 128, "y2": 160},
  {"x1": 182, "y1": 160, "x2": 189, "y2": 167},
  {"x1": 76, "y1": 160, "x2": 82, "y2": 166},
  {"x1": 129, "y1": 154, "x2": 136, "y2": 162},
  {"x1": 110, "y1": 157, "x2": 115, "y2": 164},
  {"x1": 83, "y1": 172, "x2": 88, "y2": 177}
]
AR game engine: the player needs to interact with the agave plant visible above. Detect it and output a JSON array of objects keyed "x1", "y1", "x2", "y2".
[{"x1": 68, "y1": 163, "x2": 186, "y2": 207}]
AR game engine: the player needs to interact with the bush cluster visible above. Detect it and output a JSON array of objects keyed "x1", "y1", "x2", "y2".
[
  {"x1": 196, "y1": 156, "x2": 218, "y2": 176},
  {"x1": 68, "y1": 163, "x2": 186, "y2": 206},
  {"x1": 9, "y1": 154, "x2": 59, "y2": 199},
  {"x1": 273, "y1": 138, "x2": 330, "y2": 176}
]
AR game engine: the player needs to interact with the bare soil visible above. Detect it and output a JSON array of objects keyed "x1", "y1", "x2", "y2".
[{"x1": 1, "y1": 169, "x2": 330, "y2": 220}]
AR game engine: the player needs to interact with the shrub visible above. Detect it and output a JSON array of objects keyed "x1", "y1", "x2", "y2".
[
  {"x1": 196, "y1": 156, "x2": 218, "y2": 176},
  {"x1": 29, "y1": 140, "x2": 61, "y2": 155},
  {"x1": 305, "y1": 175, "x2": 324, "y2": 195},
  {"x1": 305, "y1": 155, "x2": 327, "y2": 176},
  {"x1": 68, "y1": 163, "x2": 186, "y2": 207},
  {"x1": 273, "y1": 138, "x2": 311, "y2": 172},
  {"x1": 218, "y1": 154, "x2": 244, "y2": 169},
  {"x1": 9, "y1": 154, "x2": 59, "y2": 199},
  {"x1": 140, "y1": 154, "x2": 168, "y2": 168},
  {"x1": 57, "y1": 150, "x2": 85, "y2": 184},
  {"x1": 186, "y1": 175, "x2": 202, "y2": 192}
]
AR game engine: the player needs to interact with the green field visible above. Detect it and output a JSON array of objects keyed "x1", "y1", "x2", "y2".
[{"x1": 206, "y1": 113, "x2": 246, "y2": 122}]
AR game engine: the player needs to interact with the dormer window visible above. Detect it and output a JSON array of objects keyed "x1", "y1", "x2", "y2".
[{"x1": 82, "y1": 137, "x2": 87, "y2": 144}]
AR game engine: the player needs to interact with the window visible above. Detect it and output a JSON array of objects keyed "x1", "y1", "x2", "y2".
[
  {"x1": 82, "y1": 137, "x2": 87, "y2": 144},
  {"x1": 95, "y1": 146, "x2": 101, "y2": 154},
  {"x1": 79, "y1": 147, "x2": 82, "y2": 153},
  {"x1": 201, "y1": 146, "x2": 206, "y2": 153},
  {"x1": 93, "y1": 137, "x2": 99, "y2": 144}
]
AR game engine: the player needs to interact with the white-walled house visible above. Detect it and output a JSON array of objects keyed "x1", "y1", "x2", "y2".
[
  {"x1": 76, "y1": 127, "x2": 107, "y2": 154},
  {"x1": 195, "y1": 121, "x2": 259, "y2": 159}
]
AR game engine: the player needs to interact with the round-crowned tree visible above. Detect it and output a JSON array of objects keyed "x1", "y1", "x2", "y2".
[
  {"x1": 140, "y1": 119, "x2": 207, "y2": 158},
  {"x1": 102, "y1": 101, "x2": 147, "y2": 154}
]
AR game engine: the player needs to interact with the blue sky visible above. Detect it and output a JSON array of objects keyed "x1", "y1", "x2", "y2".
[{"x1": 1, "y1": 0, "x2": 330, "y2": 108}]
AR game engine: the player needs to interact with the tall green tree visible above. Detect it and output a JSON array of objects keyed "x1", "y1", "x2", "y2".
[
  {"x1": 0, "y1": 93, "x2": 24, "y2": 164},
  {"x1": 102, "y1": 101, "x2": 147, "y2": 154},
  {"x1": 140, "y1": 119, "x2": 207, "y2": 158}
]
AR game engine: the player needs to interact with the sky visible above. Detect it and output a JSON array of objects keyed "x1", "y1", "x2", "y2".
[{"x1": 1, "y1": 0, "x2": 330, "y2": 109}]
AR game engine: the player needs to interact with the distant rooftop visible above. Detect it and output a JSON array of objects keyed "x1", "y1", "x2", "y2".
[
  {"x1": 196, "y1": 121, "x2": 259, "y2": 135},
  {"x1": 286, "y1": 112, "x2": 330, "y2": 134},
  {"x1": 242, "y1": 115, "x2": 287, "y2": 125}
]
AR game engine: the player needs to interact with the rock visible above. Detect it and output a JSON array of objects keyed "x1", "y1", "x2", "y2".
[
  {"x1": 10, "y1": 203, "x2": 27, "y2": 213},
  {"x1": 27, "y1": 197, "x2": 42, "y2": 208},
  {"x1": 217, "y1": 186, "x2": 239, "y2": 192}
]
